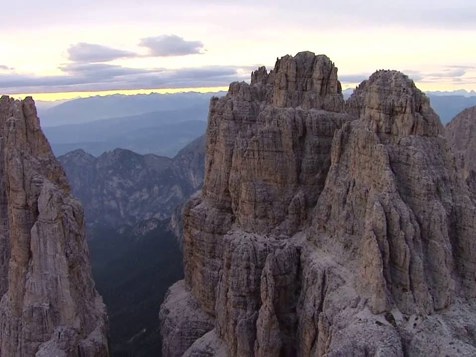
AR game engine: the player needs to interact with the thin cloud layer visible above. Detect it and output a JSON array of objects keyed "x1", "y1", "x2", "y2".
[
  {"x1": 1, "y1": 1, "x2": 475, "y2": 31},
  {"x1": 2, "y1": 63, "x2": 475, "y2": 95},
  {"x1": 339, "y1": 74, "x2": 370, "y2": 84},
  {"x1": 317, "y1": 68, "x2": 474, "y2": 89},
  {"x1": 0, "y1": 63, "x2": 247, "y2": 94},
  {"x1": 59, "y1": 63, "x2": 155, "y2": 78},
  {"x1": 68, "y1": 43, "x2": 136, "y2": 63},
  {"x1": 0, "y1": 65, "x2": 13, "y2": 71},
  {"x1": 140, "y1": 35, "x2": 204, "y2": 57}
]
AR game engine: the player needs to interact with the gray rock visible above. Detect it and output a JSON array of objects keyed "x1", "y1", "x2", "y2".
[
  {"x1": 0, "y1": 96, "x2": 109, "y2": 356},
  {"x1": 445, "y1": 105, "x2": 476, "y2": 197},
  {"x1": 160, "y1": 53, "x2": 476, "y2": 356}
]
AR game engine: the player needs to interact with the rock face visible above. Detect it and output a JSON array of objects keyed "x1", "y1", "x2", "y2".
[
  {"x1": 58, "y1": 135, "x2": 205, "y2": 231},
  {"x1": 0, "y1": 96, "x2": 109, "y2": 356},
  {"x1": 446, "y1": 105, "x2": 476, "y2": 197},
  {"x1": 160, "y1": 53, "x2": 476, "y2": 356}
]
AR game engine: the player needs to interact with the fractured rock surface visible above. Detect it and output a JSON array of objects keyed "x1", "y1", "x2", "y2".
[
  {"x1": 0, "y1": 96, "x2": 109, "y2": 356},
  {"x1": 446, "y1": 105, "x2": 476, "y2": 197},
  {"x1": 160, "y1": 53, "x2": 476, "y2": 356}
]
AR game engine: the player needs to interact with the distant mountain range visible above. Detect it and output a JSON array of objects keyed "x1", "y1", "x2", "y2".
[
  {"x1": 39, "y1": 92, "x2": 223, "y2": 157},
  {"x1": 38, "y1": 91, "x2": 225, "y2": 127},
  {"x1": 37, "y1": 90, "x2": 476, "y2": 158},
  {"x1": 426, "y1": 95, "x2": 476, "y2": 124},
  {"x1": 44, "y1": 106, "x2": 208, "y2": 157},
  {"x1": 58, "y1": 135, "x2": 205, "y2": 230}
]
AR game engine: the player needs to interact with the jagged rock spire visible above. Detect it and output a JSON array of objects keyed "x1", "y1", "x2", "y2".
[
  {"x1": 0, "y1": 96, "x2": 109, "y2": 356},
  {"x1": 161, "y1": 53, "x2": 476, "y2": 357}
]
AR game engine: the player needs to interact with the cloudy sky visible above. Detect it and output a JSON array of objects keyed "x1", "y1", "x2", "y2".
[{"x1": 1, "y1": 0, "x2": 475, "y2": 100}]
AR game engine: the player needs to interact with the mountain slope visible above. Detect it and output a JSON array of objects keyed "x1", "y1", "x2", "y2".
[
  {"x1": 89, "y1": 221, "x2": 183, "y2": 356},
  {"x1": 58, "y1": 136, "x2": 205, "y2": 231}
]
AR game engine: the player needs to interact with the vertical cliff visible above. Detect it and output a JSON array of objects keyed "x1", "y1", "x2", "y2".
[
  {"x1": 160, "y1": 53, "x2": 476, "y2": 356},
  {"x1": 0, "y1": 96, "x2": 109, "y2": 356},
  {"x1": 445, "y1": 105, "x2": 476, "y2": 197}
]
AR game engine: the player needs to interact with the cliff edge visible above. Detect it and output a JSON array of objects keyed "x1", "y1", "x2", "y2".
[
  {"x1": 0, "y1": 96, "x2": 109, "y2": 356},
  {"x1": 446, "y1": 105, "x2": 476, "y2": 197}
]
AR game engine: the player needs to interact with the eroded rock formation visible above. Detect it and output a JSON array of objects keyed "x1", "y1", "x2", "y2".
[
  {"x1": 160, "y1": 52, "x2": 476, "y2": 356},
  {"x1": 446, "y1": 105, "x2": 476, "y2": 197},
  {"x1": 0, "y1": 96, "x2": 109, "y2": 356}
]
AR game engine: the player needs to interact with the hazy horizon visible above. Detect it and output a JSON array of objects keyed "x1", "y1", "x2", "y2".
[{"x1": 1, "y1": 1, "x2": 475, "y2": 99}]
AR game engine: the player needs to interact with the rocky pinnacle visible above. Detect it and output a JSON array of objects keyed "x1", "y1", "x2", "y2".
[
  {"x1": 160, "y1": 53, "x2": 476, "y2": 356},
  {"x1": 0, "y1": 96, "x2": 109, "y2": 356}
]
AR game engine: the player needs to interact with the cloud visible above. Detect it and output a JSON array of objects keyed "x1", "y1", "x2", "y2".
[
  {"x1": 400, "y1": 65, "x2": 476, "y2": 87},
  {"x1": 67, "y1": 35, "x2": 205, "y2": 64},
  {"x1": 68, "y1": 43, "x2": 136, "y2": 63},
  {"x1": 0, "y1": 64, "x2": 247, "y2": 94},
  {"x1": 336, "y1": 67, "x2": 472, "y2": 87},
  {"x1": 140, "y1": 35, "x2": 204, "y2": 57},
  {"x1": 424, "y1": 66, "x2": 474, "y2": 79},
  {"x1": 398, "y1": 70, "x2": 424, "y2": 81},
  {"x1": 0, "y1": 65, "x2": 14, "y2": 71},
  {"x1": 59, "y1": 63, "x2": 155, "y2": 78}
]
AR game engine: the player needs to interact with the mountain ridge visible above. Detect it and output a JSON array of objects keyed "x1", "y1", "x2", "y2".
[
  {"x1": 58, "y1": 136, "x2": 206, "y2": 232},
  {"x1": 39, "y1": 91, "x2": 224, "y2": 126},
  {"x1": 44, "y1": 105, "x2": 208, "y2": 157}
]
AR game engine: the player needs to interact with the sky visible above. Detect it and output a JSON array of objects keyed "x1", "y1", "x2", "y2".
[{"x1": 1, "y1": 0, "x2": 475, "y2": 100}]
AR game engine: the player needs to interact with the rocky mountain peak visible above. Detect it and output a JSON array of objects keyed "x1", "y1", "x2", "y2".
[
  {"x1": 347, "y1": 70, "x2": 442, "y2": 141},
  {"x1": 0, "y1": 96, "x2": 109, "y2": 356},
  {"x1": 247, "y1": 51, "x2": 344, "y2": 111},
  {"x1": 203, "y1": 52, "x2": 351, "y2": 236},
  {"x1": 161, "y1": 53, "x2": 476, "y2": 357},
  {"x1": 61, "y1": 148, "x2": 97, "y2": 165}
]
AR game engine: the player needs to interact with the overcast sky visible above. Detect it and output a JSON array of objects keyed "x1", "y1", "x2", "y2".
[{"x1": 1, "y1": 0, "x2": 475, "y2": 99}]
